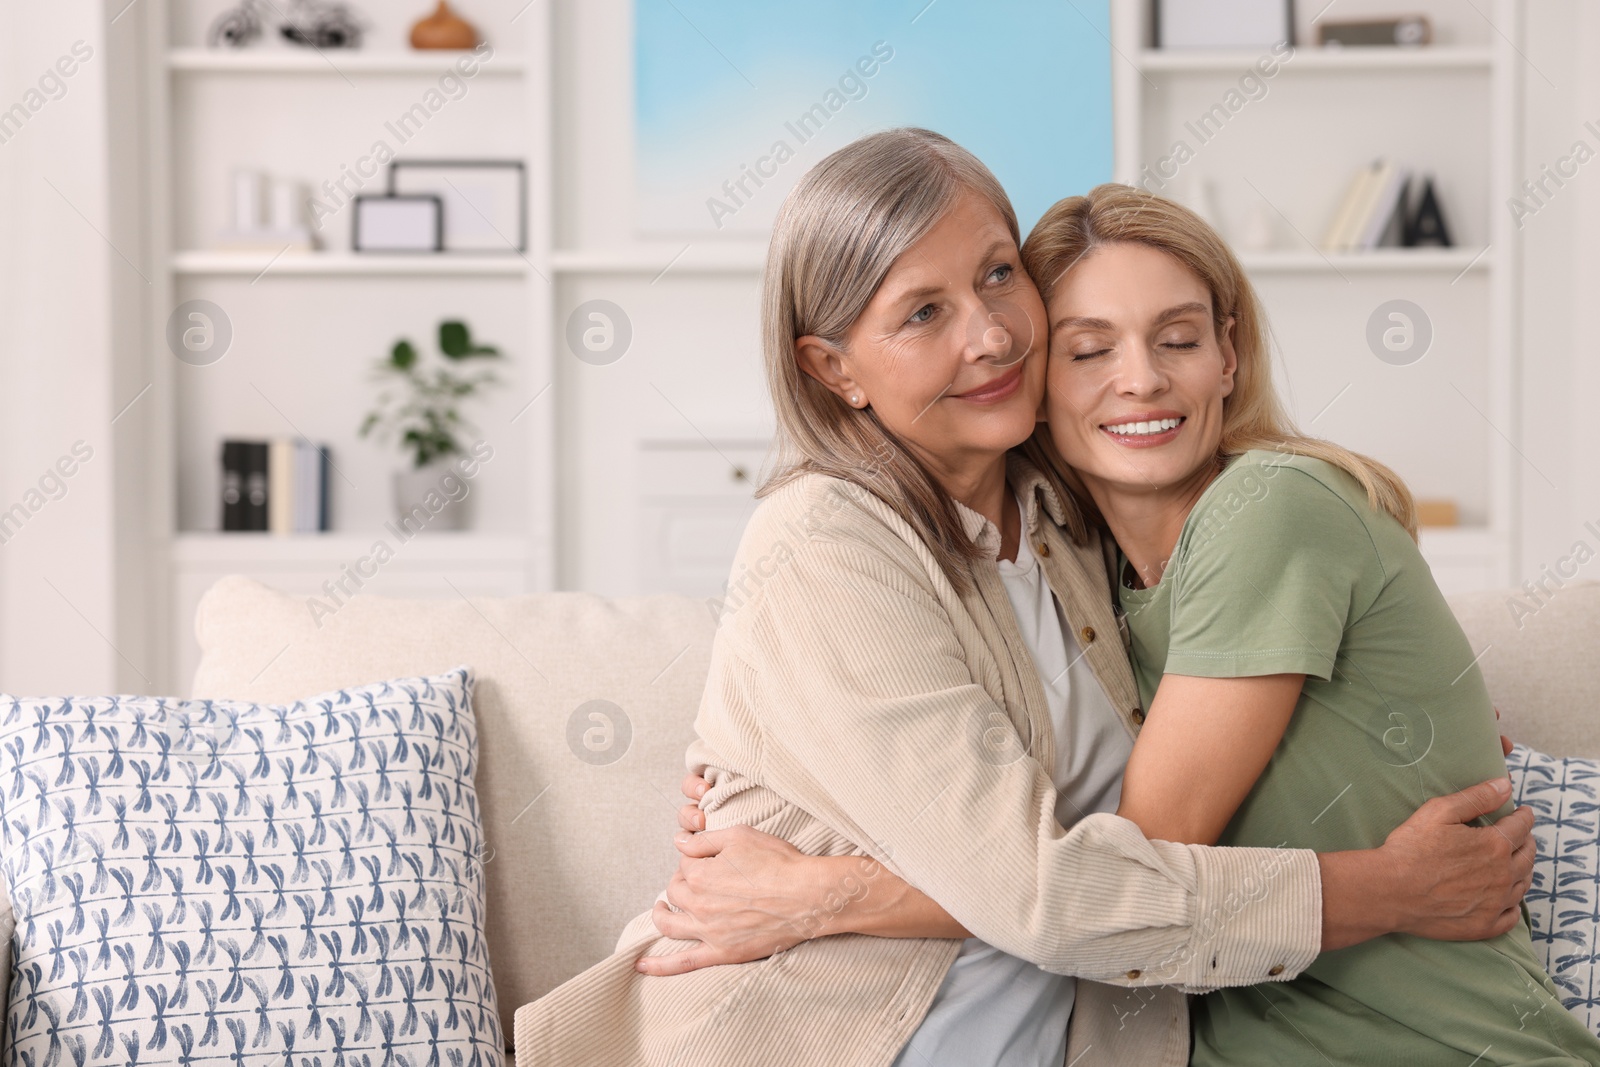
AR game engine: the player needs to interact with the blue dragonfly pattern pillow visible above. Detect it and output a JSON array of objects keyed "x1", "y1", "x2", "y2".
[
  {"x1": 1510, "y1": 742, "x2": 1600, "y2": 1039},
  {"x1": 0, "y1": 665, "x2": 503, "y2": 1066}
]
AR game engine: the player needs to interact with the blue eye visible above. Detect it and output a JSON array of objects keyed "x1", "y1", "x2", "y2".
[
  {"x1": 908, "y1": 304, "x2": 936, "y2": 324},
  {"x1": 989, "y1": 263, "x2": 1014, "y2": 283}
]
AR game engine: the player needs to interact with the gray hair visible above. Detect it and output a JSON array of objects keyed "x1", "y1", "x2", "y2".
[{"x1": 759, "y1": 127, "x2": 1022, "y2": 588}]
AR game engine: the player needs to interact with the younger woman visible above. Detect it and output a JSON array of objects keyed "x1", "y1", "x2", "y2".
[{"x1": 1027, "y1": 184, "x2": 1599, "y2": 1064}]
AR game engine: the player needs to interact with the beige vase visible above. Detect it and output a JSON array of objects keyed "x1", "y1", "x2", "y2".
[
  {"x1": 393, "y1": 462, "x2": 471, "y2": 531},
  {"x1": 410, "y1": 1, "x2": 478, "y2": 50}
]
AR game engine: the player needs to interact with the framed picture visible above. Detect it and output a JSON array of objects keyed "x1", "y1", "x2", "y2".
[
  {"x1": 352, "y1": 194, "x2": 443, "y2": 253},
  {"x1": 1155, "y1": 0, "x2": 1294, "y2": 50},
  {"x1": 388, "y1": 160, "x2": 526, "y2": 253}
]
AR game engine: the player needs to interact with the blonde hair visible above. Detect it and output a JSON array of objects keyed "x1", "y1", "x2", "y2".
[
  {"x1": 1021, "y1": 182, "x2": 1418, "y2": 538},
  {"x1": 761, "y1": 127, "x2": 1080, "y2": 586}
]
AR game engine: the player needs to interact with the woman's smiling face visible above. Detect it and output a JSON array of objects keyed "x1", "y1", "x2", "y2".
[
  {"x1": 796, "y1": 188, "x2": 1048, "y2": 480},
  {"x1": 1041, "y1": 241, "x2": 1238, "y2": 501}
]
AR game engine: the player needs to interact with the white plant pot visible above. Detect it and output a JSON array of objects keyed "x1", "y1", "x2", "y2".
[{"x1": 392, "y1": 461, "x2": 471, "y2": 531}]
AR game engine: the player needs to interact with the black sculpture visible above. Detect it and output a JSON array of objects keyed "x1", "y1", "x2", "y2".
[{"x1": 208, "y1": 0, "x2": 365, "y2": 50}]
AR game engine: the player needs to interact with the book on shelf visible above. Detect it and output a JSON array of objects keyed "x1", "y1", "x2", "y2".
[
  {"x1": 1322, "y1": 160, "x2": 1440, "y2": 253},
  {"x1": 220, "y1": 437, "x2": 329, "y2": 533},
  {"x1": 1320, "y1": 161, "x2": 1377, "y2": 251},
  {"x1": 1356, "y1": 166, "x2": 1410, "y2": 249}
]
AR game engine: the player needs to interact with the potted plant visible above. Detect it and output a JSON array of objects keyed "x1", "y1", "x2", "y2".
[{"x1": 359, "y1": 319, "x2": 503, "y2": 530}]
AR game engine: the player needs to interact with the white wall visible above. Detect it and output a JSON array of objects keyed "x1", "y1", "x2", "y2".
[
  {"x1": 1515, "y1": 2, "x2": 1600, "y2": 587},
  {"x1": 0, "y1": 0, "x2": 133, "y2": 695}
]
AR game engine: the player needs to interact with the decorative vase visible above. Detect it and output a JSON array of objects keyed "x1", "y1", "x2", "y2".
[
  {"x1": 1237, "y1": 200, "x2": 1280, "y2": 252},
  {"x1": 410, "y1": 1, "x2": 478, "y2": 50},
  {"x1": 393, "y1": 461, "x2": 471, "y2": 532}
]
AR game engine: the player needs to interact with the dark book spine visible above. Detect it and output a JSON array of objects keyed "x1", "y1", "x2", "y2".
[
  {"x1": 318, "y1": 444, "x2": 330, "y2": 531},
  {"x1": 221, "y1": 440, "x2": 248, "y2": 532},
  {"x1": 244, "y1": 441, "x2": 270, "y2": 531}
]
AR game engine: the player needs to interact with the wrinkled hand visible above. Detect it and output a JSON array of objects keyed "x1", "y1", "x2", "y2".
[
  {"x1": 1383, "y1": 777, "x2": 1536, "y2": 941},
  {"x1": 638, "y1": 822, "x2": 826, "y2": 976}
]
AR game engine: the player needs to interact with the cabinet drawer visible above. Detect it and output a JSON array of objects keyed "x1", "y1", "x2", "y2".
[{"x1": 637, "y1": 440, "x2": 771, "y2": 498}]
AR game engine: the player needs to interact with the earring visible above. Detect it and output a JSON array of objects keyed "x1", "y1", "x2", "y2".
[{"x1": 850, "y1": 394, "x2": 860, "y2": 406}]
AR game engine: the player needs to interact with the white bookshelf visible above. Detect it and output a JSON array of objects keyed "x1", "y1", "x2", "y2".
[
  {"x1": 143, "y1": 0, "x2": 557, "y2": 691},
  {"x1": 1110, "y1": 0, "x2": 1521, "y2": 593}
]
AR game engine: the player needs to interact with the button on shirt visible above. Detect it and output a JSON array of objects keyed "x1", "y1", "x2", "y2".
[{"x1": 892, "y1": 506, "x2": 1137, "y2": 1067}]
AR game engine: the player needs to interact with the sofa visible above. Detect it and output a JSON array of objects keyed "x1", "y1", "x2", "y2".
[{"x1": 8, "y1": 574, "x2": 1600, "y2": 1059}]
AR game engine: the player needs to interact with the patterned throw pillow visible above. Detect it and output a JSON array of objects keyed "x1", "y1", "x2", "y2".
[
  {"x1": 0, "y1": 666, "x2": 503, "y2": 1065},
  {"x1": 1509, "y1": 742, "x2": 1600, "y2": 1038}
]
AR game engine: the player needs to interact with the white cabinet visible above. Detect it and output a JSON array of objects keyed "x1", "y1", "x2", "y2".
[{"x1": 636, "y1": 439, "x2": 769, "y2": 596}]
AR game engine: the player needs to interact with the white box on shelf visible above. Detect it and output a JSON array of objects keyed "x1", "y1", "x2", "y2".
[{"x1": 1156, "y1": 0, "x2": 1292, "y2": 49}]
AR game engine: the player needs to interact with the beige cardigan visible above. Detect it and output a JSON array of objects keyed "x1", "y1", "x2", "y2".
[{"x1": 515, "y1": 455, "x2": 1322, "y2": 1066}]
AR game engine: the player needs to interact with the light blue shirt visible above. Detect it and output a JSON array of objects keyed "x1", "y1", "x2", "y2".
[{"x1": 892, "y1": 524, "x2": 1133, "y2": 1067}]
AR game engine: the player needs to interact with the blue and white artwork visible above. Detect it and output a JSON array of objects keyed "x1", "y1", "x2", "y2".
[{"x1": 635, "y1": 0, "x2": 1112, "y2": 236}]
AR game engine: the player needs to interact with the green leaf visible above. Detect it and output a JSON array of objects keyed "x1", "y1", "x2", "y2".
[
  {"x1": 391, "y1": 340, "x2": 417, "y2": 370},
  {"x1": 439, "y1": 320, "x2": 499, "y2": 359},
  {"x1": 439, "y1": 321, "x2": 471, "y2": 357}
]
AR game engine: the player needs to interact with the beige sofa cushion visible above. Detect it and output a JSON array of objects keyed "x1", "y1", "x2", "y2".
[
  {"x1": 1447, "y1": 581, "x2": 1600, "y2": 759},
  {"x1": 189, "y1": 575, "x2": 716, "y2": 1046}
]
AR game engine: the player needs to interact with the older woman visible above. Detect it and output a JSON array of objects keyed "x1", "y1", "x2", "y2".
[{"x1": 513, "y1": 129, "x2": 1534, "y2": 1067}]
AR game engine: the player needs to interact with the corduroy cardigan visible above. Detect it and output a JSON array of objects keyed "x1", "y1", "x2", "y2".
[{"x1": 514, "y1": 454, "x2": 1323, "y2": 1066}]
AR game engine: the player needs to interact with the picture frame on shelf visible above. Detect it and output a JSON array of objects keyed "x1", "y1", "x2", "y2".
[
  {"x1": 352, "y1": 194, "x2": 443, "y2": 252},
  {"x1": 1155, "y1": 0, "x2": 1294, "y2": 50},
  {"x1": 388, "y1": 160, "x2": 526, "y2": 253}
]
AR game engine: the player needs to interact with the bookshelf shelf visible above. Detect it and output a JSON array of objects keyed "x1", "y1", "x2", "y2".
[
  {"x1": 173, "y1": 249, "x2": 773, "y2": 277},
  {"x1": 1418, "y1": 526, "x2": 1500, "y2": 554},
  {"x1": 549, "y1": 244, "x2": 769, "y2": 274},
  {"x1": 170, "y1": 531, "x2": 533, "y2": 564},
  {"x1": 1139, "y1": 46, "x2": 1494, "y2": 73},
  {"x1": 171, "y1": 251, "x2": 531, "y2": 276},
  {"x1": 167, "y1": 531, "x2": 536, "y2": 687},
  {"x1": 166, "y1": 49, "x2": 526, "y2": 74},
  {"x1": 1238, "y1": 248, "x2": 1491, "y2": 274}
]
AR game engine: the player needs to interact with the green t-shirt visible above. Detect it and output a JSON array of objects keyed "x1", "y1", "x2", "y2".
[{"x1": 1118, "y1": 451, "x2": 1600, "y2": 1067}]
